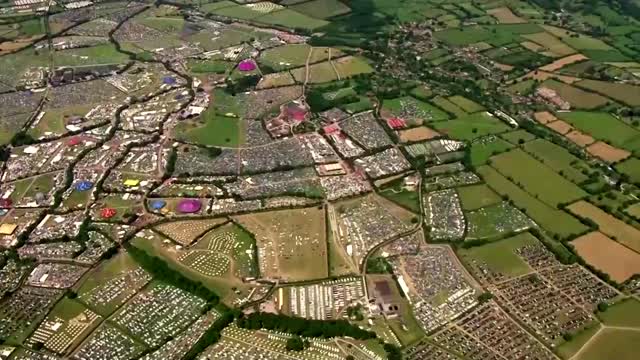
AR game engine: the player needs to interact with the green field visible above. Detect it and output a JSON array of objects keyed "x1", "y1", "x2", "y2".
[
  {"x1": 522, "y1": 139, "x2": 590, "y2": 184},
  {"x1": 54, "y1": 44, "x2": 129, "y2": 67},
  {"x1": 490, "y1": 149, "x2": 588, "y2": 207},
  {"x1": 540, "y1": 79, "x2": 609, "y2": 110},
  {"x1": 291, "y1": 61, "x2": 338, "y2": 83},
  {"x1": 382, "y1": 96, "x2": 450, "y2": 123},
  {"x1": 576, "y1": 328, "x2": 640, "y2": 360},
  {"x1": 289, "y1": 0, "x2": 351, "y2": 19},
  {"x1": 333, "y1": 56, "x2": 374, "y2": 78},
  {"x1": 432, "y1": 96, "x2": 467, "y2": 117},
  {"x1": 174, "y1": 108, "x2": 243, "y2": 147},
  {"x1": 556, "y1": 324, "x2": 601, "y2": 360},
  {"x1": 432, "y1": 112, "x2": 510, "y2": 141},
  {"x1": 558, "y1": 111, "x2": 640, "y2": 153},
  {"x1": 447, "y1": 95, "x2": 485, "y2": 113},
  {"x1": 379, "y1": 179, "x2": 420, "y2": 213},
  {"x1": 598, "y1": 299, "x2": 640, "y2": 328},
  {"x1": 574, "y1": 79, "x2": 640, "y2": 107},
  {"x1": 477, "y1": 165, "x2": 588, "y2": 239},
  {"x1": 465, "y1": 202, "x2": 532, "y2": 239},
  {"x1": 457, "y1": 184, "x2": 502, "y2": 211},
  {"x1": 468, "y1": 138, "x2": 514, "y2": 166},
  {"x1": 259, "y1": 44, "x2": 312, "y2": 71},
  {"x1": 500, "y1": 129, "x2": 537, "y2": 145},
  {"x1": 616, "y1": 157, "x2": 640, "y2": 183},
  {"x1": 458, "y1": 232, "x2": 539, "y2": 277}
]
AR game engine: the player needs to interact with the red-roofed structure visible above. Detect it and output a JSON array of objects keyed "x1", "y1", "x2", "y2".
[
  {"x1": 323, "y1": 123, "x2": 341, "y2": 135},
  {"x1": 386, "y1": 117, "x2": 407, "y2": 129}
]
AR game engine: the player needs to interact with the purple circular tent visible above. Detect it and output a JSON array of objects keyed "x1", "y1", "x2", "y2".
[
  {"x1": 237, "y1": 59, "x2": 256, "y2": 72},
  {"x1": 176, "y1": 199, "x2": 202, "y2": 214}
]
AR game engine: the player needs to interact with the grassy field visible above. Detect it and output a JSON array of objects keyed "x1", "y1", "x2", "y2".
[
  {"x1": 54, "y1": 43, "x2": 129, "y2": 67},
  {"x1": 521, "y1": 32, "x2": 576, "y2": 57},
  {"x1": 576, "y1": 328, "x2": 640, "y2": 360},
  {"x1": 173, "y1": 109, "x2": 243, "y2": 148},
  {"x1": 500, "y1": 129, "x2": 537, "y2": 145},
  {"x1": 490, "y1": 149, "x2": 588, "y2": 207},
  {"x1": 332, "y1": 56, "x2": 374, "y2": 78},
  {"x1": 556, "y1": 324, "x2": 601, "y2": 360},
  {"x1": 522, "y1": 139, "x2": 590, "y2": 184},
  {"x1": 543, "y1": 25, "x2": 613, "y2": 51},
  {"x1": 457, "y1": 184, "x2": 502, "y2": 211},
  {"x1": 468, "y1": 137, "x2": 514, "y2": 166},
  {"x1": 447, "y1": 95, "x2": 485, "y2": 113},
  {"x1": 599, "y1": 299, "x2": 640, "y2": 327},
  {"x1": 258, "y1": 9, "x2": 329, "y2": 30},
  {"x1": 540, "y1": 79, "x2": 609, "y2": 110},
  {"x1": 574, "y1": 79, "x2": 640, "y2": 107},
  {"x1": 558, "y1": 112, "x2": 640, "y2": 154},
  {"x1": 477, "y1": 165, "x2": 588, "y2": 239},
  {"x1": 379, "y1": 180, "x2": 421, "y2": 213},
  {"x1": 431, "y1": 96, "x2": 467, "y2": 117},
  {"x1": 568, "y1": 200, "x2": 640, "y2": 254},
  {"x1": 289, "y1": 0, "x2": 351, "y2": 19},
  {"x1": 291, "y1": 61, "x2": 338, "y2": 83},
  {"x1": 616, "y1": 157, "x2": 640, "y2": 183},
  {"x1": 259, "y1": 44, "x2": 311, "y2": 71},
  {"x1": 458, "y1": 232, "x2": 539, "y2": 277},
  {"x1": 432, "y1": 112, "x2": 510, "y2": 141}
]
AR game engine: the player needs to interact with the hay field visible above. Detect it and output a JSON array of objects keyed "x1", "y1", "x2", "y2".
[
  {"x1": 398, "y1": 127, "x2": 440, "y2": 142},
  {"x1": 540, "y1": 79, "x2": 609, "y2": 109},
  {"x1": 586, "y1": 141, "x2": 631, "y2": 163},
  {"x1": 572, "y1": 232, "x2": 640, "y2": 282},
  {"x1": 568, "y1": 201, "x2": 640, "y2": 254},
  {"x1": 539, "y1": 54, "x2": 587, "y2": 72}
]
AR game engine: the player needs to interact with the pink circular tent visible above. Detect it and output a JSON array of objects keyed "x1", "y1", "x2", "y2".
[
  {"x1": 237, "y1": 59, "x2": 256, "y2": 72},
  {"x1": 176, "y1": 199, "x2": 202, "y2": 214}
]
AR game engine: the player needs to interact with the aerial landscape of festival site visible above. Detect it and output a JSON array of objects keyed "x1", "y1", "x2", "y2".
[{"x1": 1, "y1": 0, "x2": 640, "y2": 359}]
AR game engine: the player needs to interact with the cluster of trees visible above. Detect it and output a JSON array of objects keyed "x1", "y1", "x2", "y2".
[
  {"x1": 236, "y1": 312, "x2": 377, "y2": 340},
  {"x1": 125, "y1": 245, "x2": 221, "y2": 304}
]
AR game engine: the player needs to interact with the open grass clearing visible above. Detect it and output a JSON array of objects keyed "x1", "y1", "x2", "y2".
[
  {"x1": 599, "y1": 298, "x2": 640, "y2": 328},
  {"x1": 447, "y1": 95, "x2": 484, "y2": 113},
  {"x1": 458, "y1": 232, "x2": 539, "y2": 278},
  {"x1": 616, "y1": 157, "x2": 640, "y2": 183},
  {"x1": 468, "y1": 137, "x2": 514, "y2": 166},
  {"x1": 490, "y1": 148, "x2": 588, "y2": 207},
  {"x1": 522, "y1": 138, "x2": 590, "y2": 184},
  {"x1": 574, "y1": 328, "x2": 640, "y2": 360},
  {"x1": 173, "y1": 110, "x2": 243, "y2": 148},
  {"x1": 556, "y1": 324, "x2": 601, "y2": 360},
  {"x1": 477, "y1": 165, "x2": 588, "y2": 239},
  {"x1": 431, "y1": 112, "x2": 510, "y2": 141},
  {"x1": 457, "y1": 184, "x2": 502, "y2": 211},
  {"x1": 500, "y1": 129, "x2": 536, "y2": 145}
]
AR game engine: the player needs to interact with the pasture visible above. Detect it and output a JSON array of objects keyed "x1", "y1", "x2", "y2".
[
  {"x1": 522, "y1": 139, "x2": 591, "y2": 184},
  {"x1": 173, "y1": 110, "x2": 244, "y2": 148},
  {"x1": 616, "y1": 158, "x2": 640, "y2": 183},
  {"x1": 490, "y1": 149, "x2": 588, "y2": 207},
  {"x1": 468, "y1": 137, "x2": 514, "y2": 166},
  {"x1": 289, "y1": 0, "x2": 351, "y2": 19},
  {"x1": 574, "y1": 79, "x2": 640, "y2": 107},
  {"x1": 458, "y1": 232, "x2": 539, "y2": 278},
  {"x1": 567, "y1": 200, "x2": 640, "y2": 254},
  {"x1": 521, "y1": 32, "x2": 576, "y2": 57},
  {"x1": 598, "y1": 299, "x2": 640, "y2": 328},
  {"x1": 259, "y1": 44, "x2": 312, "y2": 71},
  {"x1": 500, "y1": 129, "x2": 536, "y2": 145},
  {"x1": 558, "y1": 112, "x2": 640, "y2": 154},
  {"x1": 431, "y1": 96, "x2": 467, "y2": 117},
  {"x1": 457, "y1": 184, "x2": 502, "y2": 211},
  {"x1": 575, "y1": 328, "x2": 640, "y2": 360},
  {"x1": 447, "y1": 95, "x2": 484, "y2": 113},
  {"x1": 431, "y1": 112, "x2": 510, "y2": 141},
  {"x1": 571, "y1": 232, "x2": 640, "y2": 283},
  {"x1": 477, "y1": 165, "x2": 588, "y2": 239},
  {"x1": 486, "y1": 7, "x2": 525, "y2": 24},
  {"x1": 291, "y1": 61, "x2": 338, "y2": 83},
  {"x1": 332, "y1": 56, "x2": 374, "y2": 78}
]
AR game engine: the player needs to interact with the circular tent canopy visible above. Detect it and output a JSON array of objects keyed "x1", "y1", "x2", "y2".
[
  {"x1": 150, "y1": 200, "x2": 166, "y2": 210},
  {"x1": 100, "y1": 208, "x2": 117, "y2": 219},
  {"x1": 75, "y1": 181, "x2": 93, "y2": 192},
  {"x1": 176, "y1": 199, "x2": 202, "y2": 214},
  {"x1": 237, "y1": 59, "x2": 256, "y2": 72}
]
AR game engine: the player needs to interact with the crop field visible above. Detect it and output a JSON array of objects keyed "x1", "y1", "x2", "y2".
[
  {"x1": 539, "y1": 54, "x2": 587, "y2": 72},
  {"x1": 486, "y1": 7, "x2": 525, "y2": 24},
  {"x1": 468, "y1": 138, "x2": 514, "y2": 166},
  {"x1": 289, "y1": 0, "x2": 352, "y2": 19},
  {"x1": 587, "y1": 141, "x2": 631, "y2": 163},
  {"x1": 458, "y1": 232, "x2": 539, "y2": 278},
  {"x1": 234, "y1": 207, "x2": 328, "y2": 282},
  {"x1": 447, "y1": 95, "x2": 485, "y2": 113},
  {"x1": 432, "y1": 112, "x2": 510, "y2": 141},
  {"x1": 574, "y1": 79, "x2": 640, "y2": 107},
  {"x1": 521, "y1": 32, "x2": 576, "y2": 57},
  {"x1": 599, "y1": 299, "x2": 640, "y2": 327},
  {"x1": 477, "y1": 165, "x2": 588, "y2": 239},
  {"x1": 522, "y1": 139, "x2": 590, "y2": 184},
  {"x1": 398, "y1": 127, "x2": 440, "y2": 142},
  {"x1": 546, "y1": 120, "x2": 574, "y2": 135},
  {"x1": 568, "y1": 201, "x2": 640, "y2": 254},
  {"x1": 457, "y1": 184, "x2": 502, "y2": 211},
  {"x1": 576, "y1": 328, "x2": 640, "y2": 360},
  {"x1": 490, "y1": 149, "x2": 588, "y2": 207},
  {"x1": 571, "y1": 232, "x2": 640, "y2": 283},
  {"x1": 616, "y1": 158, "x2": 640, "y2": 183},
  {"x1": 558, "y1": 112, "x2": 640, "y2": 154},
  {"x1": 540, "y1": 79, "x2": 609, "y2": 109}
]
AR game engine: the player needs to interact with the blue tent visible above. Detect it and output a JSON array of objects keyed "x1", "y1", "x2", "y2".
[
  {"x1": 75, "y1": 181, "x2": 93, "y2": 192},
  {"x1": 150, "y1": 200, "x2": 166, "y2": 210},
  {"x1": 162, "y1": 76, "x2": 177, "y2": 85}
]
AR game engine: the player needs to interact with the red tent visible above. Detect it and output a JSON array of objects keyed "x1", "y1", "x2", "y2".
[
  {"x1": 67, "y1": 137, "x2": 82, "y2": 146},
  {"x1": 100, "y1": 208, "x2": 117, "y2": 219},
  {"x1": 0, "y1": 198, "x2": 12, "y2": 208}
]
